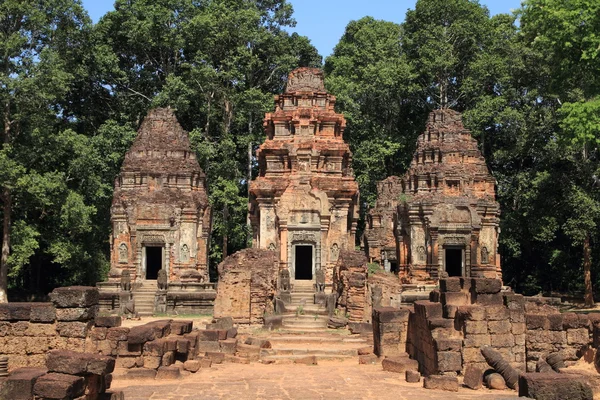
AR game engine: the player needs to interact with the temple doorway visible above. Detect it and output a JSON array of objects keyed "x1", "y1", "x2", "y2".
[
  {"x1": 145, "y1": 246, "x2": 162, "y2": 280},
  {"x1": 445, "y1": 247, "x2": 463, "y2": 277},
  {"x1": 295, "y1": 245, "x2": 313, "y2": 280}
]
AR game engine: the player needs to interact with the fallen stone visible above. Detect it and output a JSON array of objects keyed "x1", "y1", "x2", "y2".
[
  {"x1": 423, "y1": 375, "x2": 459, "y2": 392},
  {"x1": 99, "y1": 390, "x2": 125, "y2": 400},
  {"x1": 519, "y1": 373, "x2": 593, "y2": 400},
  {"x1": 220, "y1": 338, "x2": 238, "y2": 354},
  {"x1": 46, "y1": 349, "x2": 115, "y2": 375},
  {"x1": 205, "y1": 352, "x2": 225, "y2": 364},
  {"x1": 95, "y1": 316, "x2": 122, "y2": 328},
  {"x1": 244, "y1": 337, "x2": 271, "y2": 348},
  {"x1": 463, "y1": 365, "x2": 483, "y2": 390},
  {"x1": 49, "y1": 286, "x2": 99, "y2": 308},
  {"x1": 546, "y1": 352, "x2": 565, "y2": 372},
  {"x1": 226, "y1": 327, "x2": 238, "y2": 339},
  {"x1": 0, "y1": 367, "x2": 47, "y2": 400},
  {"x1": 263, "y1": 315, "x2": 283, "y2": 330},
  {"x1": 536, "y1": 358, "x2": 554, "y2": 373},
  {"x1": 294, "y1": 355, "x2": 317, "y2": 365},
  {"x1": 358, "y1": 354, "x2": 379, "y2": 365},
  {"x1": 485, "y1": 372, "x2": 507, "y2": 390},
  {"x1": 198, "y1": 358, "x2": 212, "y2": 368},
  {"x1": 156, "y1": 366, "x2": 181, "y2": 380},
  {"x1": 382, "y1": 356, "x2": 419, "y2": 373},
  {"x1": 207, "y1": 317, "x2": 233, "y2": 330},
  {"x1": 358, "y1": 346, "x2": 373, "y2": 355},
  {"x1": 33, "y1": 373, "x2": 85, "y2": 399},
  {"x1": 405, "y1": 370, "x2": 420, "y2": 383},
  {"x1": 170, "y1": 320, "x2": 193, "y2": 335}
]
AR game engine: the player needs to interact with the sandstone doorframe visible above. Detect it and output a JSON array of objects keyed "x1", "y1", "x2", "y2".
[
  {"x1": 138, "y1": 233, "x2": 169, "y2": 281},
  {"x1": 288, "y1": 230, "x2": 321, "y2": 282}
]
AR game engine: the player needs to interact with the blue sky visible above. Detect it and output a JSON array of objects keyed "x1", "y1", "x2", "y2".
[{"x1": 82, "y1": 0, "x2": 523, "y2": 58}]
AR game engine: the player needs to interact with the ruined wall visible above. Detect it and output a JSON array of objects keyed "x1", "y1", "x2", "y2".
[
  {"x1": 0, "y1": 287, "x2": 99, "y2": 371},
  {"x1": 372, "y1": 307, "x2": 410, "y2": 357},
  {"x1": 214, "y1": 249, "x2": 278, "y2": 324},
  {"x1": 333, "y1": 250, "x2": 368, "y2": 322}
]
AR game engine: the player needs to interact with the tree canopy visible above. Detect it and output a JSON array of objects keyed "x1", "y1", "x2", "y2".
[{"x1": 0, "y1": 0, "x2": 599, "y2": 303}]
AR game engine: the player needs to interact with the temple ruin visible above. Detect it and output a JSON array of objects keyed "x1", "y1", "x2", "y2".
[
  {"x1": 248, "y1": 67, "x2": 359, "y2": 285},
  {"x1": 109, "y1": 107, "x2": 211, "y2": 282},
  {"x1": 365, "y1": 109, "x2": 501, "y2": 281}
]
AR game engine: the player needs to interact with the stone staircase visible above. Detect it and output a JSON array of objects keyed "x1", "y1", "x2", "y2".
[
  {"x1": 259, "y1": 333, "x2": 370, "y2": 363},
  {"x1": 132, "y1": 281, "x2": 157, "y2": 316},
  {"x1": 281, "y1": 280, "x2": 328, "y2": 332}
]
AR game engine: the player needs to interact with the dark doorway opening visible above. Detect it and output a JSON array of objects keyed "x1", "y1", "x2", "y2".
[
  {"x1": 295, "y1": 245, "x2": 313, "y2": 280},
  {"x1": 445, "y1": 248, "x2": 463, "y2": 277},
  {"x1": 146, "y1": 246, "x2": 162, "y2": 280}
]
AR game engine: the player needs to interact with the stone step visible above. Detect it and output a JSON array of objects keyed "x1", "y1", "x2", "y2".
[
  {"x1": 281, "y1": 322, "x2": 328, "y2": 330},
  {"x1": 267, "y1": 335, "x2": 368, "y2": 344},
  {"x1": 281, "y1": 314, "x2": 328, "y2": 321},
  {"x1": 260, "y1": 353, "x2": 354, "y2": 363},
  {"x1": 261, "y1": 348, "x2": 358, "y2": 356}
]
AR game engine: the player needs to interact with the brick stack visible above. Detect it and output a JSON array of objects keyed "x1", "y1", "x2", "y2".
[
  {"x1": 0, "y1": 349, "x2": 122, "y2": 400},
  {"x1": 372, "y1": 307, "x2": 410, "y2": 357}
]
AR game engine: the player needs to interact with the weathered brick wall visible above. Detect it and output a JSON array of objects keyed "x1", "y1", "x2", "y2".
[
  {"x1": 525, "y1": 312, "x2": 598, "y2": 372},
  {"x1": 214, "y1": 249, "x2": 278, "y2": 324},
  {"x1": 333, "y1": 250, "x2": 368, "y2": 322},
  {"x1": 0, "y1": 286, "x2": 98, "y2": 371}
]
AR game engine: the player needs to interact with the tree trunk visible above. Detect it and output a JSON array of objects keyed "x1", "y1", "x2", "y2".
[
  {"x1": 222, "y1": 204, "x2": 229, "y2": 260},
  {"x1": 584, "y1": 232, "x2": 594, "y2": 307},
  {"x1": 0, "y1": 188, "x2": 11, "y2": 303},
  {"x1": 247, "y1": 114, "x2": 253, "y2": 245}
]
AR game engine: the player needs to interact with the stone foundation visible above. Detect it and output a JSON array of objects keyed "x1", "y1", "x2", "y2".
[{"x1": 333, "y1": 250, "x2": 368, "y2": 323}]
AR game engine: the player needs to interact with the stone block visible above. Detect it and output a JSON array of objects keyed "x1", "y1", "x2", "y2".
[
  {"x1": 161, "y1": 351, "x2": 175, "y2": 367},
  {"x1": 512, "y1": 322, "x2": 526, "y2": 335},
  {"x1": 437, "y1": 351, "x2": 462, "y2": 372},
  {"x1": 143, "y1": 339, "x2": 167, "y2": 357},
  {"x1": 460, "y1": 277, "x2": 472, "y2": 292},
  {"x1": 198, "y1": 357, "x2": 212, "y2": 368},
  {"x1": 0, "y1": 367, "x2": 47, "y2": 400},
  {"x1": 405, "y1": 369, "x2": 420, "y2": 383},
  {"x1": 509, "y1": 309, "x2": 525, "y2": 323},
  {"x1": 25, "y1": 322, "x2": 56, "y2": 337},
  {"x1": 485, "y1": 372, "x2": 507, "y2": 390},
  {"x1": 49, "y1": 286, "x2": 99, "y2": 308},
  {"x1": 56, "y1": 321, "x2": 92, "y2": 338},
  {"x1": 434, "y1": 339, "x2": 462, "y2": 352},
  {"x1": 220, "y1": 338, "x2": 237, "y2": 354},
  {"x1": 29, "y1": 303, "x2": 56, "y2": 323},
  {"x1": 463, "y1": 365, "x2": 483, "y2": 390},
  {"x1": 197, "y1": 329, "x2": 220, "y2": 341},
  {"x1": 197, "y1": 340, "x2": 221, "y2": 353},
  {"x1": 456, "y1": 305, "x2": 485, "y2": 321},
  {"x1": 518, "y1": 373, "x2": 593, "y2": 400},
  {"x1": 463, "y1": 334, "x2": 491, "y2": 348},
  {"x1": 183, "y1": 360, "x2": 201, "y2": 372},
  {"x1": 170, "y1": 320, "x2": 193, "y2": 335},
  {"x1": 464, "y1": 321, "x2": 487, "y2": 335},
  {"x1": 263, "y1": 315, "x2": 283, "y2": 330},
  {"x1": 429, "y1": 289, "x2": 441, "y2": 303},
  {"x1": 90, "y1": 327, "x2": 108, "y2": 341},
  {"x1": 95, "y1": 316, "x2": 122, "y2": 328},
  {"x1": 226, "y1": 327, "x2": 238, "y2": 339},
  {"x1": 471, "y1": 293, "x2": 503, "y2": 305},
  {"x1": 567, "y1": 328, "x2": 589, "y2": 346},
  {"x1": 526, "y1": 314, "x2": 549, "y2": 330},
  {"x1": 204, "y1": 352, "x2": 224, "y2": 364},
  {"x1": 46, "y1": 349, "x2": 115, "y2": 375},
  {"x1": 428, "y1": 318, "x2": 454, "y2": 330},
  {"x1": 547, "y1": 313, "x2": 564, "y2": 330},
  {"x1": 294, "y1": 355, "x2": 318, "y2": 365},
  {"x1": 490, "y1": 334, "x2": 515, "y2": 348},
  {"x1": 488, "y1": 320, "x2": 511, "y2": 334},
  {"x1": 443, "y1": 304, "x2": 458, "y2": 319},
  {"x1": 423, "y1": 375, "x2": 459, "y2": 392},
  {"x1": 177, "y1": 339, "x2": 190, "y2": 354},
  {"x1": 0, "y1": 304, "x2": 34, "y2": 321},
  {"x1": 381, "y1": 356, "x2": 418, "y2": 373},
  {"x1": 142, "y1": 356, "x2": 161, "y2": 370},
  {"x1": 441, "y1": 292, "x2": 468, "y2": 306},
  {"x1": 359, "y1": 354, "x2": 379, "y2": 364},
  {"x1": 33, "y1": 373, "x2": 85, "y2": 399},
  {"x1": 471, "y1": 278, "x2": 501, "y2": 294},
  {"x1": 439, "y1": 278, "x2": 462, "y2": 293},
  {"x1": 373, "y1": 307, "x2": 411, "y2": 323},
  {"x1": 503, "y1": 293, "x2": 525, "y2": 310},
  {"x1": 128, "y1": 324, "x2": 156, "y2": 345},
  {"x1": 463, "y1": 347, "x2": 486, "y2": 364},
  {"x1": 106, "y1": 327, "x2": 129, "y2": 341},
  {"x1": 56, "y1": 305, "x2": 98, "y2": 322},
  {"x1": 413, "y1": 302, "x2": 443, "y2": 319}
]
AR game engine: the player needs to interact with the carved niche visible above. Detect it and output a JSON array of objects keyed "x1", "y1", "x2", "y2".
[
  {"x1": 417, "y1": 246, "x2": 426, "y2": 262},
  {"x1": 287, "y1": 69, "x2": 325, "y2": 93},
  {"x1": 118, "y1": 243, "x2": 128, "y2": 263},
  {"x1": 180, "y1": 244, "x2": 190, "y2": 262},
  {"x1": 331, "y1": 243, "x2": 340, "y2": 262},
  {"x1": 481, "y1": 246, "x2": 489, "y2": 264}
]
